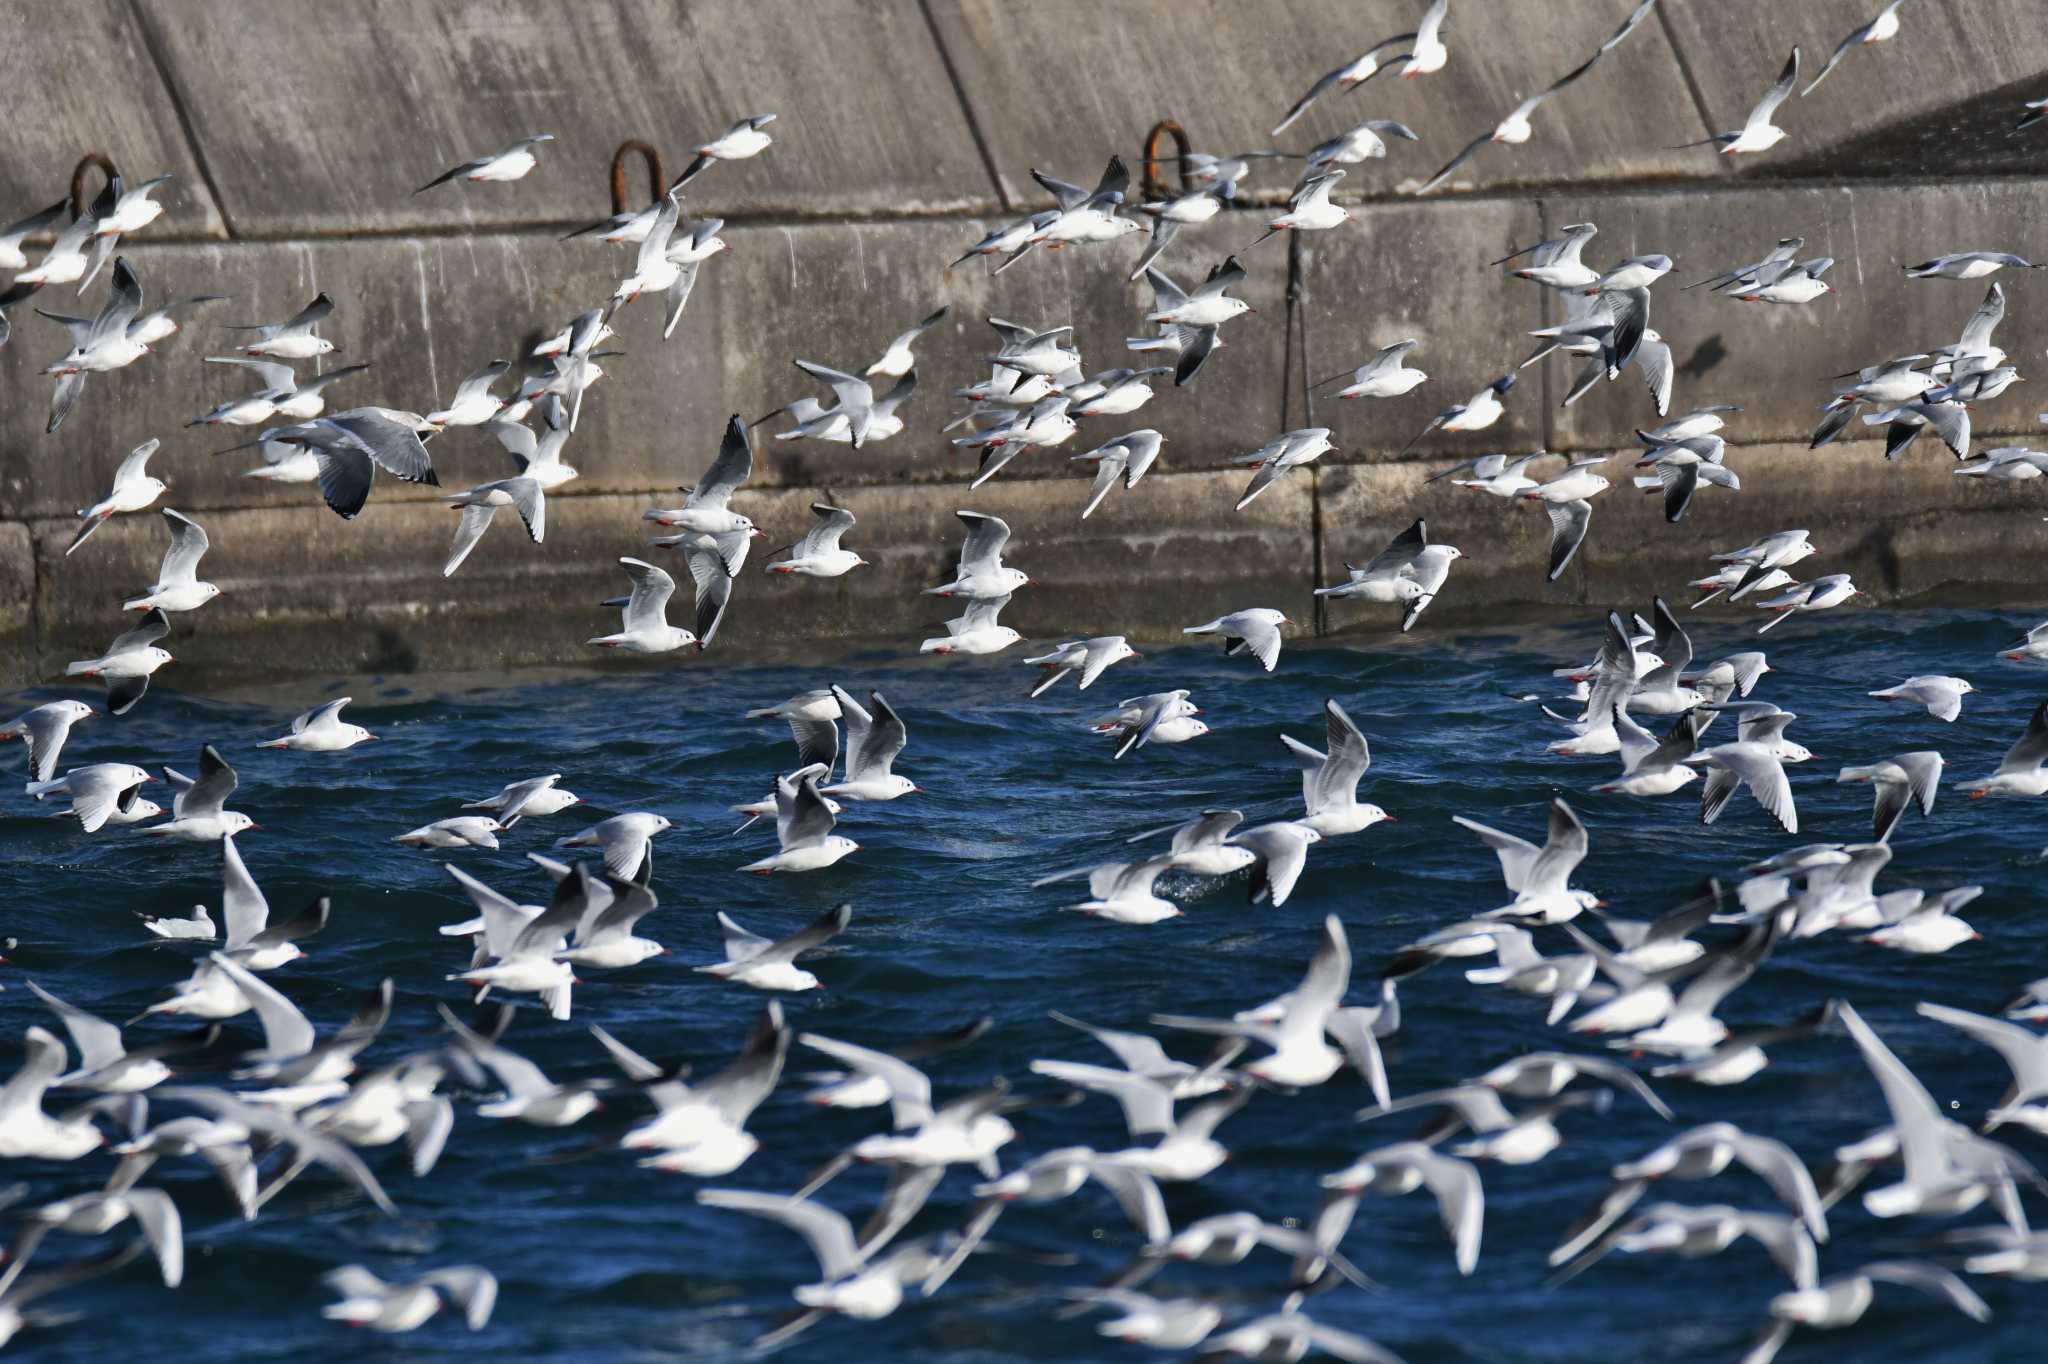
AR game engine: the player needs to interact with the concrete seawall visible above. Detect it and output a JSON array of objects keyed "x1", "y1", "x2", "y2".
[{"x1": 5, "y1": 2, "x2": 2047, "y2": 687}]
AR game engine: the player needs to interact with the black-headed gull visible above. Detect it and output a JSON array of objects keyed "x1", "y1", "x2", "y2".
[
  {"x1": 605, "y1": 1004, "x2": 787, "y2": 1174},
  {"x1": 1417, "y1": 49, "x2": 1602, "y2": 194},
  {"x1": 1433, "y1": 451, "x2": 1542, "y2": 497},
  {"x1": 1271, "y1": 32, "x2": 1414, "y2": 134},
  {"x1": 1229, "y1": 821, "x2": 1323, "y2": 906},
  {"x1": 1316, "y1": 518, "x2": 1462, "y2": 631},
  {"x1": 925, "y1": 510, "x2": 1027, "y2": 600},
  {"x1": 553, "y1": 871, "x2": 665, "y2": 969},
  {"x1": 1869, "y1": 675, "x2": 1972, "y2": 722},
  {"x1": 1129, "y1": 180, "x2": 1235, "y2": 280},
  {"x1": 1144, "y1": 255, "x2": 1249, "y2": 328},
  {"x1": 1755, "y1": 574, "x2": 1860, "y2": 634},
  {"x1": 766, "y1": 503, "x2": 864, "y2": 577},
  {"x1": 1315, "y1": 339, "x2": 1428, "y2": 401},
  {"x1": 26, "y1": 981, "x2": 177, "y2": 1094},
  {"x1": 27, "y1": 762, "x2": 154, "y2": 832},
  {"x1": 226, "y1": 292, "x2": 337, "y2": 359},
  {"x1": 258, "y1": 697, "x2": 373, "y2": 752},
  {"x1": 1404, "y1": 373, "x2": 1515, "y2": 454},
  {"x1": 1035, "y1": 855, "x2": 1183, "y2": 924},
  {"x1": 1803, "y1": 1, "x2": 1908, "y2": 94},
  {"x1": 1125, "y1": 808, "x2": 1254, "y2": 876},
  {"x1": 1184, "y1": 608, "x2": 1290, "y2": 671},
  {"x1": 414, "y1": 134, "x2": 554, "y2": 193},
  {"x1": 1252, "y1": 170, "x2": 1347, "y2": 247},
  {"x1": 557, "y1": 811, "x2": 671, "y2": 878},
  {"x1": 1547, "y1": 1201, "x2": 1816, "y2": 1290},
  {"x1": 1397, "y1": 0, "x2": 1450, "y2": 76},
  {"x1": 697, "y1": 904, "x2": 850, "y2": 991},
  {"x1": 1455, "y1": 798, "x2": 1596, "y2": 923},
  {"x1": 1595, "y1": 710, "x2": 1705, "y2": 797},
  {"x1": 0, "y1": 1028, "x2": 106, "y2": 1160},
  {"x1": 1833, "y1": 1001, "x2": 2036, "y2": 1220},
  {"x1": 1067, "y1": 1290, "x2": 1223, "y2": 1350},
  {"x1": 1153, "y1": 916, "x2": 1353, "y2": 1087},
  {"x1": 1904, "y1": 250, "x2": 2039, "y2": 281},
  {"x1": 446, "y1": 866, "x2": 605, "y2": 1021},
  {"x1": 1307, "y1": 118, "x2": 1420, "y2": 172},
  {"x1": 1065, "y1": 366, "x2": 1167, "y2": 420},
  {"x1": 1689, "y1": 741, "x2": 1798, "y2": 833},
  {"x1": 1498, "y1": 221, "x2": 1599, "y2": 289},
  {"x1": 1092, "y1": 690, "x2": 1207, "y2": 759},
  {"x1": 644, "y1": 415, "x2": 758, "y2": 536},
  {"x1": 0, "y1": 197, "x2": 66, "y2": 271},
  {"x1": 739, "y1": 769, "x2": 857, "y2": 874},
  {"x1": 2, "y1": 1172, "x2": 182, "y2": 1290},
  {"x1": 1678, "y1": 48, "x2": 1800, "y2": 154},
  {"x1": 145, "y1": 744, "x2": 253, "y2": 841},
  {"x1": 1918, "y1": 1002, "x2": 2048, "y2": 1132},
  {"x1": 1358, "y1": 1084, "x2": 1595, "y2": 1166},
  {"x1": 1962, "y1": 701, "x2": 2048, "y2": 799},
  {"x1": 322, "y1": 1265, "x2": 497, "y2": 1332},
  {"x1": 1233, "y1": 427, "x2": 1332, "y2": 510},
  {"x1": 396, "y1": 816, "x2": 502, "y2": 851},
  {"x1": 1025, "y1": 637, "x2": 1138, "y2": 697},
  {"x1": 1650, "y1": 999, "x2": 1840, "y2": 1088},
  {"x1": 426, "y1": 359, "x2": 509, "y2": 429},
  {"x1": 437, "y1": 1006, "x2": 605, "y2": 1127},
  {"x1": 920, "y1": 592, "x2": 1020, "y2": 656},
  {"x1": 1282, "y1": 700, "x2": 1390, "y2": 835},
  {"x1": 1025, "y1": 156, "x2": 1139, "y2": 252},
  {"x1": 1836, "y1": 750, "x2": 1941, "y2": 842},
  {"x1": 1745, "y1": 1260, "x2": 1988, "y2": 1364},
  {"x1": 1519, "y1": 457, "x2": 1608, "y2": 581},
  {"x1": 67, "y1": 438, "x2": 164, "y2": 555},
  {"x1": 1031, "y1": 1062, "x2": 1249, "y2": 1182},
  {"x1": 795, "y1": 1034, "x2": 1016, "y2": 1183},
  {"x1": 1322, "y1": 1141, "x2": 1484, "y2": 1275},
  {"x1": 440, "y1": 476, "x2": 544, "y2": 578},
  {"x1": 2, "y1": 700, "x2": 95, "y2": 786},
  {"x1": 64, "y1": 608, "x2": 173, "y2": 715},
  {"x1": 674, "y1": 114, "x2": 776, "y2": 186},
  {"x1": 589, "y1": 557, "x2": 697, "y2": 653},
  {"x1": 693, "y1": 1186, "x2": 939, "y2": 1343},
  {"x1": 1072, "y1": 430, "x2": 1164, "y2": 519},
  {"x1": 461, "y1": 773, "x2": 578, "y2": 826}
]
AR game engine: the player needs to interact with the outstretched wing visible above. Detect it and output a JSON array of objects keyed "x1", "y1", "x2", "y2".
[
  {"x1": 1744, "y1": 48, "x2": 1802, "y2": 137},
  {"x1": 694, "y1": 415, "x2": 755, "y2": 505}
]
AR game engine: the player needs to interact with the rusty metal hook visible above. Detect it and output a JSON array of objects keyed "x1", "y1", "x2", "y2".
[
  {"x1": 69, "y1": 153, "x2": 118, "y2": 220},
  {"x1": 609, "y1": 140, "x2": 666, "y2": 216},
  {"x1": 1139, "y1": 121, "x2": 1194, "y2": 201}
]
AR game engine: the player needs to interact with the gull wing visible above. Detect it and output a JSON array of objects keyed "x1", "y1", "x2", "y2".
[
  {"x1": 157, "y1": 510, "x2": 210, "y2": 585},
  {"x1": 617, "y1": 557, "x2": 676, "y2": 631},
  {"x1": 109, "y1": 606, "x2": 172, "y2": 655},
  {"x1": 955, "y1": 510, "x2": 1013, "y2": 574},
  {"x1": 698, "y1": 1190, "x2": 866, "y2": 1281},
  {"x1": 691, "y1": 414, "x2": 755, "y2": 506},
  {"x1": 1742, "y1": 48, "x2": 1801, "y2": 139},
  {"x1": 1030, "y1": 1059, "x2": 1176, "y2": 1140},
  {"x1": 1545, "y1": 499, "x2": 1592, "y2": 580},
  {"x1": 175, "y1": 744, "x2": 238, "y2": 818},
  {"x1": 1859, "y1": 1261, "x2": 1991, "y2": 1321},
  {"x1": 1994, "y1": 700, "x2": 2048, "y2": 775},
  {"x1": 801, "y1": 1032, "x2": 930, "y2": 1130}
]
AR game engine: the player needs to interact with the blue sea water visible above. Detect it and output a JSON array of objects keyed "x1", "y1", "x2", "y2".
[{"x1": 2, "y1": 608, "x2": 2046, "y2": 1363}]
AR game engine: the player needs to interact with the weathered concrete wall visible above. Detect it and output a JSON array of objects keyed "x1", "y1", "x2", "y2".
[{"x1": 5, "y1": 1, "x2": 2047, "y2": 688}]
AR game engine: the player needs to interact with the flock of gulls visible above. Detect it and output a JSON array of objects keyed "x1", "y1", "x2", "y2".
[{"x1": 5, "y1": 0, "x2": 2048, "y2": 1358}]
